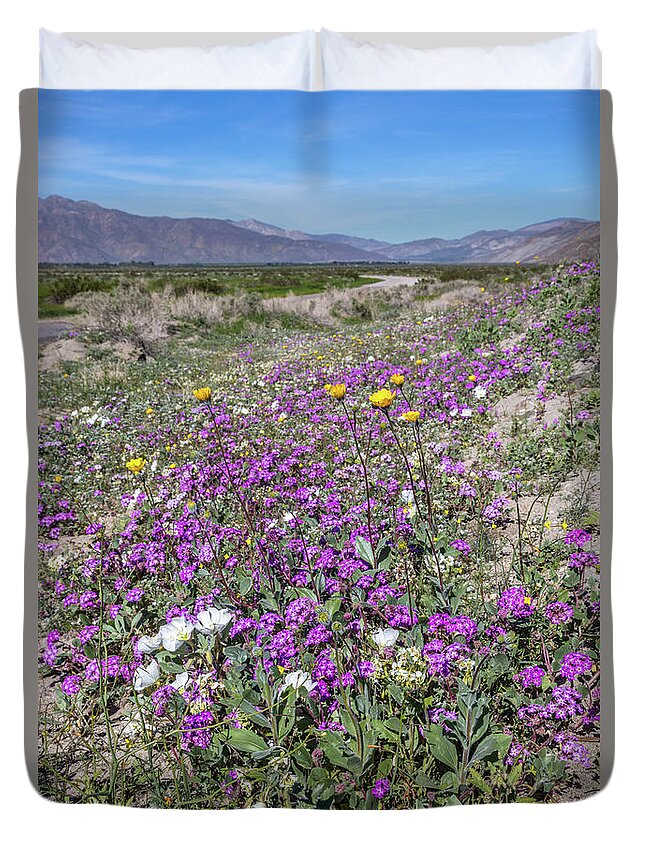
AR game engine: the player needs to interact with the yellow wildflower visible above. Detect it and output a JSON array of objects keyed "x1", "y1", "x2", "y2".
[
  {"x1": 193, "y1": 387, "x2": 212, "y2": 402},
  {"x1": 145, "y1": 407, "x2": 154, "y2": 415},
  {"x1": 54, "y1": 475, "x2": 62, "y2": 483},
  {"x1": 390, "y1": 374, "x2": 405, "y2": 387},
  {"x1": 369, "y1": 388, "x2": 397, "y2": 408},
  {"x1": 401, "y1": 411, "x2": 420, "y2": 423},
  {"x1": 328, "y1": 383, "x2": 347, "y2": 401},
  {"x1": 468, "y1": 374, "x2": 477, "y2": 382},
  {"x1": 125, "y1": 457, "x2": 146, "y2": 475}
]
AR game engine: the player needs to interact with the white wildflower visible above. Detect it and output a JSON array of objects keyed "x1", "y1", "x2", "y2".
[
  {"x1": 194, "y1": 607, "x2": 234, "y2": 635},
  {"x1": 133, "y1": 658, "x2": 161, "y2": 692},
  {"x1": 159, "y1": 617, "x2": 195, "y2": 651},
  {"x1": 372, "y1": 627, "x2": 399, "y2": 649}
]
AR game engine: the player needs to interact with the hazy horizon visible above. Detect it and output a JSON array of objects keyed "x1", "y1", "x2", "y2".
[{"x1": 38, "y1": 90, "x2": 600, "y2": 244}]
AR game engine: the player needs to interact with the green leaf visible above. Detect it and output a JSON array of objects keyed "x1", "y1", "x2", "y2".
[
  {"x1": 236, "y1": 571, "x2": 253, "y2": 596},
  {"x1": 225, "y1": 727, "x2": 269, "y2": 754},
  {"x1": 495, "y1": 733, "x2": 513, "y2": 761},
  {"x1": 378, "y1": 758, "x2": 393, "y2": 778},
  {"x1": 293, "y1": 744, "x2": 313, "y2": 769},
  {"x1": 415, "y1": 770, "x2": 435, "y2": 788},
  {"x1": 470, "y1": 733, "x2": 512, "y2": 765},
  {"x1": 370, "y1": 720, "x2": 400, "y2": 743},
  {"x1": 224, "y1": 645, "x2": 249, "y2": 664},
  {"x1": 324, "y1": 596, "x2": 342, "y2": 620},
  {"x1": 346, "y1": 755, "x2": 363, "y2": 775},
  {"x1": 508, "y1": 763, "x2": 523, "y2": 787},
  {"x1": 235, "y1": 699, "x2": 272, "y2": 730},
  {"x1": 384, "y1": 716, "x2": 404, "y2": 734},
  {"x1": 355, "y1": 536, "x2": 375, "y2": 567},
  {"x1": 278, "y1": 696, "x2": 296, "y2": 740},
  {"x1": 468, "y1": 768, "x2": 492, "y2": 794},
  {"x1": 427, "y1": 732, "x2": 459, "y2": 773},
  {"x1": 490, "y1": 653, "x2": 510, "y2": 675},
  {"x1": 439, "y1": 771, "x2": 459, "y2": 792},
  {"x1": 387, "y1": 683, "x2": 404, "y2": 705}
]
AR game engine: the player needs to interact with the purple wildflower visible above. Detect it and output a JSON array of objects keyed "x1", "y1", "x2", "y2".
[
  {"x1": 304, "y1": 623, "x2": 332, "y2": 647},
  {"x1": 559, "y1": 652, "x2": 593, "y2": 681},
  {"x1": 61, "y1": 675, "x2": 81, "y2": 695},
  {"x1": 285, "y1": 597, "x2": 317, "y2": 628},
  {"x1": 77, "y1": 625, "x2": 100, "y2": 645},
  {"x1": 498, "y1": 586, "x2": 536, "y2": 619},
  {"x1": 384, "y1": 604, "x2": 417, "y2": 628},
  {"x1": 555, "y1": 733, "x2": 591, "y2": 767},
  {"x1": 564, "y1": 528, "x2": 592, "y2": 548},
  {"x1": 126, "y1": 587, "x2": 144, "y2": 603},
  {"x1": 357, "y1": 660, "x2": 375, "y2": 678},
  {"x1": 514, "y1": 665, "x2": 546, "y2": 689},
  {"x1": 371, "y1": 778, "x2": 391, "y2": 800},
  {"x1": 545, "y1": 601, "x2": 574, "y2": 625},
  {"x1": 230, "y1": 617, "x2": 259, "y2": 638},
  {"x1": 450, "y1": 539, "x2": 471, "y2": 556},
  {"x1": 549, "y1": 686, "x2": 583, "y2": 720},
  {"x1": 151, "y1": 684, "x2": 176, "y2": 717},
  {"x1": 181, "y1": 711, "x2": 215, "y2": 750}
]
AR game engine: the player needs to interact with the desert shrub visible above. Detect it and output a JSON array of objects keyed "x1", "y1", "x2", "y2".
[
  {"x1": 170, "y1": 289, "x2": 262, "y2": 326},
  {"x1": 265, "y1": 285, "x2": 419, "y2": 328},
  {"x1": 72, "y1": 283, "x2": 169, "y2": 356}
]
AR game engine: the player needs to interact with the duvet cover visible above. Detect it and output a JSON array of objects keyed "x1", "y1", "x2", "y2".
[{"x1": 34, "y1": 88, "x2": 603, "y2": 808}]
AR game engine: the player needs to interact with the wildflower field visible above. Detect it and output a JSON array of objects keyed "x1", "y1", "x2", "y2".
[{"x1": 37, "y1": 261, "x2": 601, "y2": 808}]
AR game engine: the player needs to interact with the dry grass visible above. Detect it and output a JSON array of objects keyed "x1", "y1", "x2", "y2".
[
  {"x1": 75, "y1": 360, "x2": 130, "y2": 389},
  {"x1": 67, "y1": 277, "x2": 478, "y2": 343},
  {"x1": 169, "y1": 289, "x2": 261, "y2": 325},
  {"x1": 71, "y1": 284, "x2": 169, "y2": 355},
  {"x1": 264, "y1": 284, "x2": 424, "y2": 327}
]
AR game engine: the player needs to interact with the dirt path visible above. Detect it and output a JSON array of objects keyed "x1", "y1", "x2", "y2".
[
  {"x1": 38, "y1": 319, "x2": 76, "y2": 343},
  {"x1": 358, "y1": 274, "x2": 420, "y2": 290}
]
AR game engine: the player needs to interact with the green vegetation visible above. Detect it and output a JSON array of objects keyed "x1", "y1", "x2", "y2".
[{"x1": 37, "y1": 262, "x2": 552, "y2": 319}]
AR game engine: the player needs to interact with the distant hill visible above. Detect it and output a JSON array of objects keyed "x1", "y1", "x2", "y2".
[
  {"x1": 38, "y1": 197, "x2": 385, "y2": 265},
  {"x1": 38, "y1": 196, "x2": 599, "y2": 265},
  {"x1": 388, "y1": 219, "x2": 600, "y2": 264}
]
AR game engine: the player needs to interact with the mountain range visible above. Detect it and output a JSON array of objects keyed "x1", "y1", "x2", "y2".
[{"x1": 38, "y1": 195, "x2": 600, "y2": 266}]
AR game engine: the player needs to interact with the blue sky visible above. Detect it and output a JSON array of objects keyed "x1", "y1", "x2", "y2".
[{"x1": 38, "y1": 90, "x2": 599, "y2": 243}]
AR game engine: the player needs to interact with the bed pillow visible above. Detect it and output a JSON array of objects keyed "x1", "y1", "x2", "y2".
[
  {"x1": 39, "y1": 29, "x2": 316, "y2": 90},
  {"x1": 321, "y1": 30, "x2": 600, "y2": 89}
]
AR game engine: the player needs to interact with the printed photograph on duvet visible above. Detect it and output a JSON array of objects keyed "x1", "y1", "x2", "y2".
[{"x1": 37, "y1": 89, "x2": 601, "y2": 807}]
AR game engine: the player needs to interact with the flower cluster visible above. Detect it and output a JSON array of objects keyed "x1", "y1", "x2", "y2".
[{"x1": 38, "y1": 261, "x2": 601, "y2": 808}]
